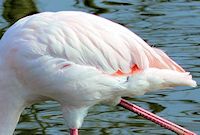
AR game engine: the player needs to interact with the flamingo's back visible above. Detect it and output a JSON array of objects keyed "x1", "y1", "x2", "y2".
[{"x1": 0, "y1": 11, "x2": 184, "y2": 75}]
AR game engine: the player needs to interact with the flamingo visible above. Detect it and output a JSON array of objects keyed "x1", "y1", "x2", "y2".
[{"x1": 0, "y1": 11, "x2": 197, "y2": 135}]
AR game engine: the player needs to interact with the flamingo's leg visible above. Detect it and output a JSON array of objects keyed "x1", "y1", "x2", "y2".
[
  {"x1": 118, "y1": 98, "x2": 197, "y2": 135},
  {"x1": 70, "y1": 128, "x2": 78, "y2": 135}
]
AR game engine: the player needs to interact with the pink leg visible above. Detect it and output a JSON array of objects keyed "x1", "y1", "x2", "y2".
[
  {"x1": 70, "y1": 128, "x2": 78, "y2": 135},
  {"x1": 119, "y1": 98, "x2": 197, "y2": 135}
]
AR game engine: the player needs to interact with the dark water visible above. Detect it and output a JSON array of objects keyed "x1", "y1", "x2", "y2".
[{"x1": 0, "y1": 0, "x2": 200, "y2": 134}]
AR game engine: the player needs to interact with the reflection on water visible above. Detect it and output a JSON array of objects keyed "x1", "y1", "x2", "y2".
[
  {"x1": 3, "y1": 0, "x2": 38, "y2": 24},
  {"x1": 0, "y1": 0, "x2": 199, "y2": 134}
]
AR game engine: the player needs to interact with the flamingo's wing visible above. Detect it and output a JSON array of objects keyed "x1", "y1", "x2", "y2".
[
  {"x1": 2, "y1": 11, "x2": 184, "y2": 75},
  {"x1": 51, "y1": 11, "x2": 184, "y2": 73}
]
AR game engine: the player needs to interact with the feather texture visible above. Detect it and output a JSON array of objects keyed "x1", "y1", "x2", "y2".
[{"x1": 1, "y1": 11, "x2": 185, "y2": 75}]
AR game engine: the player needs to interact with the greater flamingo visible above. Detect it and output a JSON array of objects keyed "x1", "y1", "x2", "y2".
[{"x1": 0, "y1": 11, "x2": 197, "y2": 135}]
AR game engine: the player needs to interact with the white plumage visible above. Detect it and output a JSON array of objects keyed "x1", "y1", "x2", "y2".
[{"x1": 0, "y1": 11, "x2": 196, "y2": 135}]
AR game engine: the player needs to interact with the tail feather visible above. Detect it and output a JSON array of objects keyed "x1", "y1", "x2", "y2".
[
  {"x1": 130, "y1": 33, "x2": 185, "y2": 72},
  {"x1": 151, "y1": 48, "x2": 185, "y2": 72}
]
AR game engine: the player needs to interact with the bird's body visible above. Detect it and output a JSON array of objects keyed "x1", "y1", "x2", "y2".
[{"x1": 0, "y1": 11, "x2": 196, "y2": 135}]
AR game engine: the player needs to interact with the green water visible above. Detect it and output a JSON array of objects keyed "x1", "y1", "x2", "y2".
[{"x1": 0, "y1": 0, "x2": 199, "y2": 135}]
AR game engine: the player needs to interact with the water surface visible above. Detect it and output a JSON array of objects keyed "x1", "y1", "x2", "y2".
[{"x1": 0, "y1": 0, "x2": 199, "y2": 134}]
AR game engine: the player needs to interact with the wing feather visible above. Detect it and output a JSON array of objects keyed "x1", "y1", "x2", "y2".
[{"x1": 2, "y1": 11, "x2": 185, "y2": 74}]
